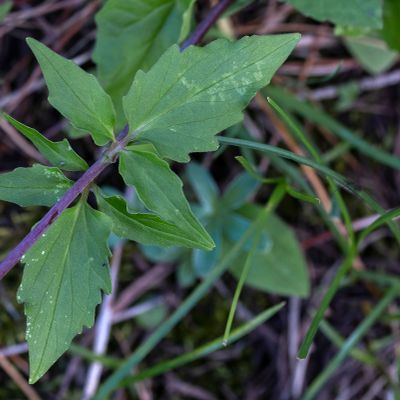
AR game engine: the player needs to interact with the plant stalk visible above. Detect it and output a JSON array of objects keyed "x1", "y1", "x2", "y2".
[{"x1": 181, "y1": 0, "x2": 235, "y2": 50}]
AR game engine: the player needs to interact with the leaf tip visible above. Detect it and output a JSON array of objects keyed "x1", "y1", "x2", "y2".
[
  {"x1": 25, "y1": 36, "x2": 37, "y2": 48},
  {"x1": 293, "y1": 32, "x2": 302, "y2": 41},
  {"x1": 201, "y1": 235, "x2": 216, "y2": 251},
  {"x1": 28, "y1": 374, "x2": 40, "y2": 385},
  {"x1": 28, "y1": 362, "x2": 47, "y2": 385}
]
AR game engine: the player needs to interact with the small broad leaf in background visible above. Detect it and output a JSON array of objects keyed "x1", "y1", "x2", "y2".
[
  {"x1": 284, "y1": 0, "x2": 382, "y2": 29},
  {"x1": 119, "y1": 144, "x2": 214, "y2": 250},
  {"x1": 141, "y1": 163, "x2": 309, "y2": 297},
  {"x1": 229, "y1": 205, "x2": 310, "y2": 297},
  {"x1": 136, "y1": 302, "x2": 168, "y2": 329},
  {"x1": 224, "y1": 213, "x2": 271, "y2": 253},
  {"x1": 344, "y1": 36, "x2": 397, "y2": 75},
  {"x1": 177, "y1": 257, "x2": 196, "y2": 287},
  {"x1": 123, "y1": 34, "x2": 300, "y2": 162},
  {"x1": 17, "y1": 200, "x2": 111, "y2": 383},
  {"x1": 27, "y1": 38, "x2": 116, "y2": 146},
  {"x1": 2, "y1": 113, "x2": 88, "y2": 171},
  {"x1": 0, "y1": 164, "x2": 72, "y2": 207},
  {"x1": 186, "y1": 162, "x2": 219, "y2": 214},
  {"x1": 192, "y1": 224, "x2": 223, "y2": 277},
  {"x1": 97, "y1": 194, "x2": 212, "y2": 249},
  {"x1": 220, "y1": 172, "x2": 259, "y2": 210},
  {"x1": 383, "y1": 0, "x2": 400, "y2": 52},
  {"x1": 0, "y1": 0, "x2": 12, "y2": 21},
  {"x1": 93, "y1": 0, "x2": 195, "y2": 125},
  {"x1": 335, "y1": 82, "x2": 360, "y2": 111}
]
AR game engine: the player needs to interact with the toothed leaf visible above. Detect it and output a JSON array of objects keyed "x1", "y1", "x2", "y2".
[
  {"x1": 0, "y1": 164, "x2": 72, "y2": 207},
  {"x1": 17, "y1": 201, "x2": 112, "y2": 383},
  {"x1": 2, "y1": 113, "x2": 88, "y2": 171},
  {"x1": 123, "y1": 34, "x2": 300, "y2": 162},
  {"x1": 27, "y1": 38, "x2": 115, "y2": 146}
]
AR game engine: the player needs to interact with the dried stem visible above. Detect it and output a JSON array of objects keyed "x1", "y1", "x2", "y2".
[{"x1": 82, "y1": 243, "x2": 123, "y2": 400}]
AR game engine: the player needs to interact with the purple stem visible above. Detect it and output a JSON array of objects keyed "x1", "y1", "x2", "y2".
[
  {"x1": 0, "y1": 125, "x2": 129, "y2": 280},
  {"x1": 0, "y1": 159, "x2": 106, "y2": 280},
  {"x1": 0, "y1": 0, "x2": 234, "y2": 280},
  {"x1": 181, "y1": 0, "x2": 235, "y2": 50}
]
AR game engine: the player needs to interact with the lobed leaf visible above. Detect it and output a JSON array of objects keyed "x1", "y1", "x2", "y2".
[
  {"x1": 119, "y1": 144, "x2": 214, "y2": 250},
  {"x1": 2, "y1": 113, "x2": 88, "y2": 171},
  {"x1": 17, "y1": 200, "x2": 112, "y2": 383},
  {"x1": 123, "y1": 34, "x2": 300, "y2": 162},
  {"x1": 26, "y1": 38, "x2": 116, "y2": 146},
  {"x1": 0, "y1": 164, "x2": 72, "y2": 207}
]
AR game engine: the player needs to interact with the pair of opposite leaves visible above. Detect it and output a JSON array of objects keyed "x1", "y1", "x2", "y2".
[{"x1": 9, "y1": 33, "x2": 300, "y2": 383}]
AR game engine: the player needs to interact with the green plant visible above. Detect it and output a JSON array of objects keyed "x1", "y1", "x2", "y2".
[
  {"x1": 0, "y1": 14, "x2": 299, "y2": 384},
  {"x1": 2, "y1": 1, "x2": 400, "y2": 398},
  {"x1": 142, "y1": 162, "x2": 310, "y2": 297}
]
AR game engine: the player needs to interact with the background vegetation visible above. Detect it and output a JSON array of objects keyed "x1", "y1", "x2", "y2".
[{"x1": 0, "y1": 0, "x2": 399, "y2": 399}]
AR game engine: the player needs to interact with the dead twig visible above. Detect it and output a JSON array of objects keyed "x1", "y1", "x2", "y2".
[{"x1": 0, "y1": 354, "x2": 42, "y2": 400}]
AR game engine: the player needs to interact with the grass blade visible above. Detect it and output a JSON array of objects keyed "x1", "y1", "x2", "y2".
[
  {"x1": 119, "y1": 302, "x2": 285, "y2": 386},
  {"x1": 297, "y1": 246, "x2": 356, "y2": 359},
  {"x1": 219, "y1": 137, "x2": 355, "y2": 193},
  {"x1": 220, "y1": 136, "x2": 400, "y2": 243},
  {"x1": 223, "y1": 229, "x2": 264, "y2": 344},
  {"x1": 266, "y1": 87, "x2": 400, "y2": 170},
  {"x1": 302, "y1": 287, "x2": 398, "y2": 400},
  {"x1": 358, "y1": 207, "x2": 400, "y2": 246}
]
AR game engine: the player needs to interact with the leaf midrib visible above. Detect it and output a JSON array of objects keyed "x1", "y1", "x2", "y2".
[
  {"x1": 33, "y1": 42, "x2": 111, "y2": 139},
  {"x1": 34, "y1": 203, "x2": 83, "y2": 378}
]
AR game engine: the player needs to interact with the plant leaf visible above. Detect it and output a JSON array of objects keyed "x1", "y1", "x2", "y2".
[
  {"x1": 192, "y1": 224, "x2": 223, "y2": 277},
  {"x1": 284, "y1": 0, "x2": 382, "y2": 29},
  {"x1": 186, "y1": 162, "x2": 219, "y2": 214},
  {"x1": 119, "y1": 144, "x2": 214, "y2": 250},
  {"x1": 2, "y1": 113, "x2": 88, "y2": 171},
  {"x1": 383, "y1": 0, "x2": 400, "y2": 52},
  {"x1": 224, "y1": 213, "x2": 271, "y2": 253},
  {"x1": 26, "y1": 38, "x2": 115, "y2": 146},
  {"x1": 0, "y1": 0, "x2": 12, "y2": 21},
  {"x1": 93, "y1": 0, "x2": 195, "y2": 126},
  {"x1": 344, "y1": 36, "x2": 397, "y2": 75},
  {"x1": 0, "y1": 164, "x2": 72, "y2": 207},
  {"x1": 221, "y1": 172, "x2": 259, "y2": 210},
  {"x1": 98, "y1": 194, "x2": 213, "y2": 249},
  {"x1": 17, "y1": 201, "x2": 112, "y2": 383},
  {"x1": 123, "y1": 34, "x2": 300, "y2": 162},
  {"x1": 229, "y1": 205, "x2": 310, "y2": 297}
]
